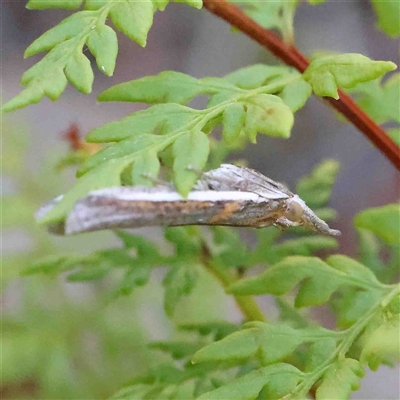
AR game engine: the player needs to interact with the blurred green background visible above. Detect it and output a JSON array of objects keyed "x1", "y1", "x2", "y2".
[{"x1": 2, "y1": 1, "x2": 399, "y2": 399}]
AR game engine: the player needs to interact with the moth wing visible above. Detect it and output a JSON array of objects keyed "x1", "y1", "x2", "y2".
[
  {"x1": 201, "y1": 164, "x2": 292, "y2": 199},
  {"x1": 238, "y1": 166, "x2": 293, "y2": 196},
  {"x1": 37, "y1": 186, "x2": 260, "y2": 235},
  {"x1": 36, "y1": 186, "x2": 177, "y2": 235},
  {"x1": 67, "y1": 186, "x2": 182, "y2": 234}
]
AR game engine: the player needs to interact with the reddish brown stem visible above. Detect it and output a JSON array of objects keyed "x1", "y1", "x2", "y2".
[{"x1": 203, "y1": 0, "x2": 400, "y2": 170}]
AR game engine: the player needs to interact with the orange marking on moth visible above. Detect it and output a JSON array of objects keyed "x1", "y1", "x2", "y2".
[{"x1": 209, "y1": 201, "x2": 242, "y2": 223}]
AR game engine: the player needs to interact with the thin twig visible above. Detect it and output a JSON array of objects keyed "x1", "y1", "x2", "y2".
[{"x1": 202, "y1": 0, "x2": 400, "y2": 170}]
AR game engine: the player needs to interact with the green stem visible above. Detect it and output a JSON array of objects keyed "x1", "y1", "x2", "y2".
[
  {"x1": 295, "y1": 284, "x2": 400, "y2": 397},
  {"x1": 200, "y1": 243, "x2": 267, "y2": 322}
]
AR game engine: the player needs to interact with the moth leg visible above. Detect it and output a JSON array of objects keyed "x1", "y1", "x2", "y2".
[{"x1": 274, "y1": 217, "x2": 300, "y2": 230}]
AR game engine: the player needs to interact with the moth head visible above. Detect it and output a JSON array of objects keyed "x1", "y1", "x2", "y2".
[
  {"x1": 285, "y1": 197, "x2": 305, "y2": 223},
  {"x1": 285, "y1": 196, "x2": 341, "y2": 237}
]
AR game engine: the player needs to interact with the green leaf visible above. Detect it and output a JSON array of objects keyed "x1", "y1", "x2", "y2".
[
  {"x1": 229, "y1": 257, "x2": 332, "y2": 296},
  {"x1": 304, "y1": 54, "x2": 397, "y2": 99},
  {"x1": 275, "y1": 298, "x2": 311, "y2": 329},
  {"x1": 387, "y1": 244, "x2": 400, "y2": 283},
  {"x1": 98, "y1": 71, "x2": 219, "y2": 104},
  {"x1": 348, "y1": 74, "x2": 400, "y2": 124},
  {"x1": 110, "y1": 384, "x2": 154, "y2": 399},
  {"x1": 280, "y1": 79, "x2": 312, "y2": 112},
  {"x1": 192, "y1": 328, "x2": 259, "y2": 363},
  {"x1": 354, "y1": 204, "x2": 400, "y2": 245},
  {"x1": 22, "y1": 253, "x2": 97, "y2": 275},
  {"x1": 116, "y1": 265, "x2": 152, "y2": 296},
  {"x1": 238, "y1": 1, "x2": 298, "y2": 43},
  {"x1": 361, "y1": 314, "x2": 400, "y2": 370},
  {"x1": 152, "y1": 0, "x2": 169, "y2": 11},
  {"x1": 316, "y1": 359, "x2": 364, "y2": 400},
  {"x1": 27, "y1": 0, "x2": 83, "y2": 9},
  {"x1": 370, "y1": 0, "x2": 400, "y2": 37},
  {"x1": 193, "y1": 321, "x2": 330, "y2": 365},
  {"x1": 110, "y1": 0, "x2": 154, "y2": 47},
  {"x1": 178, "y1": 321, "x2": 238, "y2": 341},
  {"x1": 229, "y1": 256, "x2": 382, "y2": 307},
  {"x1": 149, "y1": 341, "x2": 203, "y2": 359},
  {"x1": 260, "y1": 366, "x2": 302, "y2": 400},
  {"x1": 163, "y1": 263, "x2": 199, "y2": 317},
  {"x1": 165, "y1": 227, "x2": 202, "y2": 256},
  {"x1": 246, "y1": 322, "x2": 311, "y2": 365},
  {"x1": 78, "y1": 134, "x2": 166, "y2": 176},
  {"x1": 99, "y1": 248, "x2": 135, "y2": 267},
  {"x1": 388, "y1": 128, "x2": 400, "y2": 146},
  {"x1": 84, "y1": 0, "x2": 108, "y2": 10},
  {"x1": 332, "y1": 289, "x2": 381, "y2": 329},
  {"x1": 211, "y1": 227, "x2": 250, "y2": 269},
  {"x1": 244, "y1": 94, "x2": 294, "y2": 141},
  {"x1": 196, "y1": 364, "x2": 302, "y2": 400},
  {"x1": 175, "y1": 0, "x2": 203, "y2": 9},
  {"x1": 38, "y1": 158, "x2": 128, "y2": 224},
  {"x1": 55, "y1": 150, "x2": 89, "y2": 171},
  {"x1": 52, "y1": 65, "x2": 304, "y2": 201},
  {"x1": 357, "y1": 228, "x2": 382, "y2": 276},
  {"x1": 24, "y1": 12, "x2": 93, "y2": 57},
  {"x1": 7, "y1": 0, "x2": 207, "y2": 112},
  {"x1": 271, "y1": 236, "x2": 338, "y2": 259},
  {"x1": 131, "y1": 152, "x2": 161, "y2": 185},
  {"x1": 221, "y1": 103, "x2": 245, "y2": 144},
  {"x1": 86, "y1": 104, "x2": 198, "y2": 142},
  {"x1": 224, "y1": 64, "x2": 292, "y2": 89},
  {"x1": 24, "y1": 243, "x2": 154, "y2": 283},
  {"x1": 99, "y1": 70, "x2": 256, "y2": 107},
  {"x1": 304, "y1": 338, "x2": 337, "y2": 372},
  {"x1": 326, "y1": 255, "x2": 381, "y2": 286},
  {"x1": 240, "y1": 1, "x2": 286, "y2": 30},
  {"x1": 172, "y1": 130, "x2": 209, "y2": 195},
  {"x1": 3, "y1": 60, "x2": 68, "y2": 112},
  {"x1": 64, "y1": 50, "x2": 94, "y2": 93},
  {"x1": 296, "y1": 160, "x2": 339, "y2": 209},
  {"x1": 250, "y1": 233, "x2": 338, "y2": 267},
  {"x1": 87, "y1": 24, "x2": 118, "y2": 76},
  {"x1": 67, "y1": 263, "x2": 111, "y2": 281},
  {"x1": 41, "y1": 130, "x2": 183, "y2": 223},
  {"x1": 4, "y1": 8, "x2": 109, "y2": 111},
  {"x1": 388, "y1": 295, "x2": 400, "y2": 314},
  {"x1": 115, "y1": 231, "x2": 161, "y2": 257}
]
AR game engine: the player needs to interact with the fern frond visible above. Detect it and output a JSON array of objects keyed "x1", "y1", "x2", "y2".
[{"x1": 3, "y1": 0, "x2": 203, "y2": 112}]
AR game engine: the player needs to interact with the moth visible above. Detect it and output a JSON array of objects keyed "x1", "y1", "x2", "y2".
[{"x1": 36, "y1": 164, "x2": 341, "y2": 237}]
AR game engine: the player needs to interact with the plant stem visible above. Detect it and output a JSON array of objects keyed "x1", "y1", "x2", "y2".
[
  {"x1": 295, "y1": 284, "x2": 399, "y2": 397},
  {"x1": 202, "y1": 0, "x2": 400, "y2": 170},
  {"x1": 200, "y1": 244, "x2": 267, "y2": 322}
]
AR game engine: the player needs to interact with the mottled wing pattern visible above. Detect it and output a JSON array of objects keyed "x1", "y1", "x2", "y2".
[
  {"x1": 197, "y1": 164, "x2": 292, "y2": 199},
  {"x1": 37, "y1": 185, "x2": 280, "y2": 235},
  {"x1": 36, "y1": 164, "x2": 341, "y2": 237}
]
